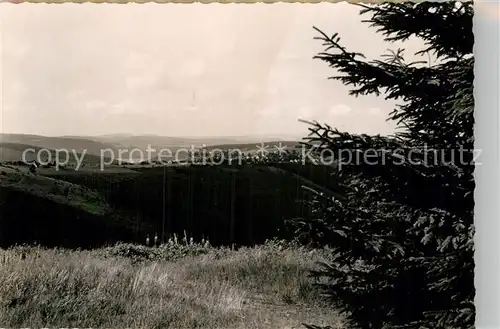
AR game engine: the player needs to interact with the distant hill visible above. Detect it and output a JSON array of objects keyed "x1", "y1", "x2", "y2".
[
  {"x1": 205, "y1": 141, "x2": 303, "y2": 152},
  {"x1": 0, "y1": 142, "x2": 117, "y2": 165},
  {"x1": 90, "y1": 134, "x2": 301, "y2": 150},
  {"x1": 0, "y1": 133, "x2": 304, "y2": 164},
  {"x1": 0, "y1": 134, "x2": 120, "y2": 157}
]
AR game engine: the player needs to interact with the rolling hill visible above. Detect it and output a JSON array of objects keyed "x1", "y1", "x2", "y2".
[
  {"x1": 0, "y1": 134, "x2": 304, "y2": 165},
  {"x1": 0, "y1": 134, "x2": 120, "y2": 158},
  {"x1": 0, "y1": 142, "x2": 118, "y2": 166},
  {"x1": 0, "y1": 165, "x2": 145, "y2": 248},
  {"x1": 0, "y1": 133, "x2": 331, "y2": 248},
  {"x1": 205, "y1": 140, "x2": 303, "y2": 152},
  {"x1": 89, "y1": 134, "x2": 302, "y2": 154}
]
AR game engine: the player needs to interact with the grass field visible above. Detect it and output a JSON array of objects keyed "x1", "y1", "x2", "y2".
[{"x1": 0, "y1": 240, "x2": 343, "y2": 329}]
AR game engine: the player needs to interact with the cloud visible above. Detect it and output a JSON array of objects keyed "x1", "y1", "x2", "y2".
[
  {"x1": 108, "y1": 102, "x2": 130, "y2": 115},
  {"x1": 67, "y1": 90, "x2": 86, "y2": 100},
  {"x1": 185, "y1": 105, "x2": 199, "y2": 112},
  {"x1": 182, "y1": 59, "x2": 206, "y2": 78},
  {"x1": 328, "y1": 104, "x2": 353, "y2": 116},
  {"x1": 277, "y1": 52, "x2": 301, "y2": 61},
  {"x1": 368, "y1": 107, "x2": 383, "y2": 116},
  {"x1": 298, "y1": 106, "x2": 314, "y2": 118},
  {"x1": 240, "y1": 84, "x2": 260, "y2": 100},
  {"x1": 126, "y1": 75, "x2": 159, "y2": 91},
  {"x1": 267, "y1": 87, "x2": 280, "y2": 96},
  {"x1": 85, "y1": 101, "x2": 106, "y2": 110},
  {"x1": 0, "y1": 3, "x2": 427, "y2": 137},
  {"x1": 257, "y1": 107, "x2": 280, "y2": 118},
  {"x1": 124, "y1": 52, "x2": 151, "y2": 72}
]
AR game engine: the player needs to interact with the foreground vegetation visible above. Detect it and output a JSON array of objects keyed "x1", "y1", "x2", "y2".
[{"x1": 0, "y1": 239, "x2": 343, "y2": 329}]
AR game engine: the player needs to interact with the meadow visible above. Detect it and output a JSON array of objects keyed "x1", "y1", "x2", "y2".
[{"x1": 0, "y1": 239, "x2": 344, "y2": 329}]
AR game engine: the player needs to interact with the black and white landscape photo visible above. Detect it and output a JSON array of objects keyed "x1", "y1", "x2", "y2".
[{"x1": 0, "y1": 2, "x2": 475, "y2": 329}]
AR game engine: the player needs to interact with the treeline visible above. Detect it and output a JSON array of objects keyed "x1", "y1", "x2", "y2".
[{"x1": 41, "y1": 163, "x2": 340, "y2": 246}]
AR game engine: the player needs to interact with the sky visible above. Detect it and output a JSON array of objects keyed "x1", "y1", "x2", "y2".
[{"x1": 0, "y1": 3, "x2": 430, "y2": 138}]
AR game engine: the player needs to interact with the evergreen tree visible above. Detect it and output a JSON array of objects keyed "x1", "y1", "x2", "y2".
[{"x1": 292, "y1": 2, "x2": 474, "y2": 329}]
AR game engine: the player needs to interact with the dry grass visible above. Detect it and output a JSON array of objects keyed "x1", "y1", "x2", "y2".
[{"x1": 0, "y1": 241, "x2": 344, "y2": 329}]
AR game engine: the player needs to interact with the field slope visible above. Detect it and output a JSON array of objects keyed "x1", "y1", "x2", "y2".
[
  {"x1": 0, "y1": 241, "x2": 344, "y2": 329},
  {"x1": 0, "y1": 166, "x2": 144, "y2": 248}
]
